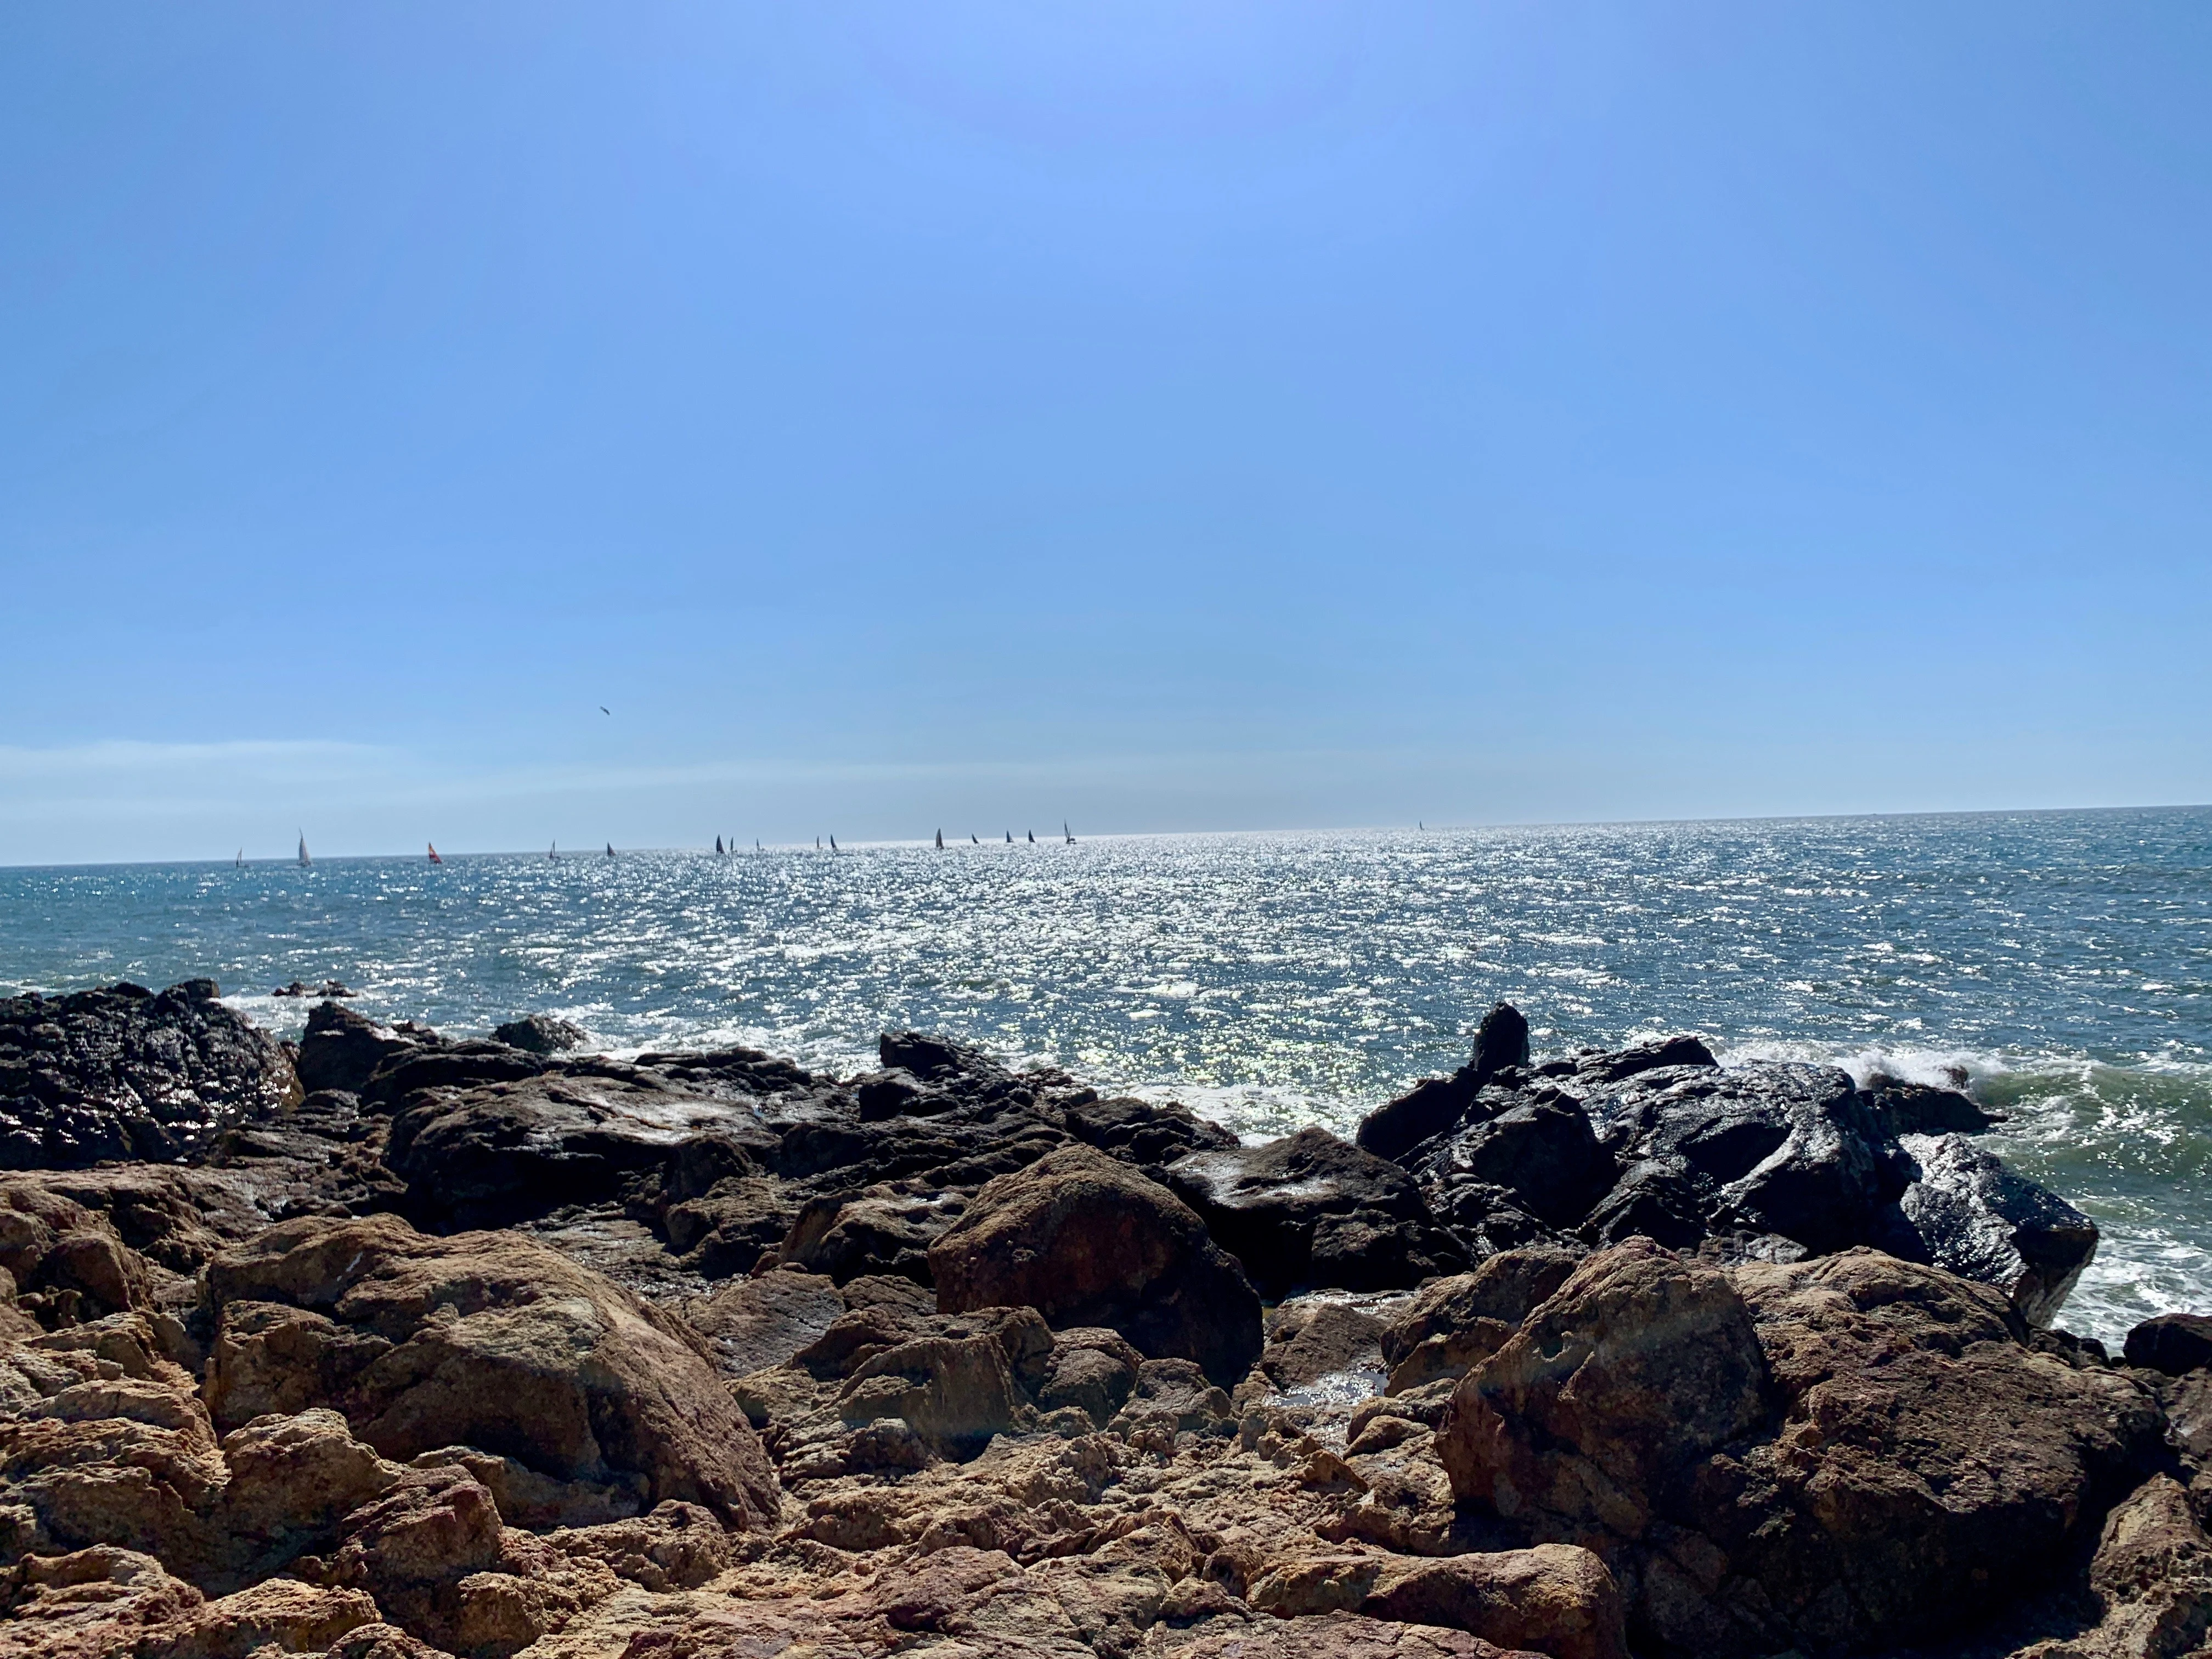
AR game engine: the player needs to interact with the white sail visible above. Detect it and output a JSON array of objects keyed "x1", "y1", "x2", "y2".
[{"x1": 297, "y1": 833, "x2": 310, "y2": 867}]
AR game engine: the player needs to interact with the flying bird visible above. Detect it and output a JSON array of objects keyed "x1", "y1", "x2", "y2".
[{"x1": 599, "y1": 706, "x2": 611, "y2": 715}]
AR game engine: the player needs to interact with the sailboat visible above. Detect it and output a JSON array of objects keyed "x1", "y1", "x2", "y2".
[
  {"x1": 815, "y1": 837, "x2": 821, "y2": 850},
  {"x1": 549, "y1": 842, "x2": 560, "y2": 861},
  {"x1": 1028, "y1": 830, "x2": 1035, "y2": 844},
  {"x1": 1005, "y1": 831, "x2": 1012, "y2": 844},
  {"x1": 1064, "y1": 822, "x2": 1075, "y2": 844},
  {"x1": 715, "y1": 836, "x2": 724, "y2": 855},
  {"x1": 297, "y1": 833, "x2": 311, "y2": 867},
  {"x1": 235, "y1": 849, "x2": 243, "y2": 868},
  {"x1": 427, "y1": 843, "x2": 442, "y2": 865},
  {"x1": 935, "y1": 829, "x2": 944, "y2": 850},
  {"x1": 970, "y1": 834, "x2": 979, "y2": 845},
  {"x1": 830, "y1": 836, "x2": 838, "y2": 852}
]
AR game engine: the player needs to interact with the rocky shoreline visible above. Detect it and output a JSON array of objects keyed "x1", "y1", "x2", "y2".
[{"x1": 0, "y1": 981, "x2": 2205, "y2": 1658}]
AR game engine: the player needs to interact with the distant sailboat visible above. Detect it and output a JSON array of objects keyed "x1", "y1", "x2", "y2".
[
  {"x1": 1028, "y1": 830, "x2": 1035, "y2": 844},
  {"x1": 235, "y1": 848, "x2": 243, "y2": 868},
  {"x1": 970, "y1": 834, "x2": 979, "y2": 845},
  {"x1": 830, "y1": 836, "x2": 838, "y2": 851},
  {"x1": 550, "y1": 842, "x2": 560, "y2": 861},
  {"x1": 815, "y1": 837, "x2": 821, "y2": 850},
  {"x1": 298, "y1": 833, "x2": 311, "y2": 867},
  {"x1": 935, "y1": 829, "x2": 944, "y2": 850},
  {"x1": 427, "y1": 843, "x2": 442, "y2": 865},
  {"x1": 606, "y1": 843, "x2": 616, "y2": 858},
  {"x1": 1005, "y1": 831, "x2": 1012, "y2": 844},
  {"x1": 1064, "y1": 822, "x2": 1075, "y2": 844},
  {"x1": 715, "y1": 836, "x2": 724, "y2": 855}
]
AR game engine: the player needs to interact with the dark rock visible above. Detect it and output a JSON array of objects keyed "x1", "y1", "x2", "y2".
[
  {"x1": 0, "y1": 980, "x2": 299, "y2": 1169},
  {"x1": 2123, "y1": 1311, "x2": 2212, "y2": 1376},
  {"x1": 294, "y1": 1003, "x2": 421, "y2": 1098},
  {"x1": 877, "y1": 1031, "x2": 1009, "y2": 1092},
  {"x1": 1575, "y1": 1158, "x2": 1710, "y2": 1250},
  {"x1": 1163, "y1": 1127, "x2": 1462, "y2": 1300},
  {"x1": 661, "y1": 1174, "x2": 800, "y2": 1278},
  {"x1": 489, "y1": 1014, "x2": 588, "y2": 1054},
  {"x1": 851, "y1": 1069, "x2": 951, "y2": 1122},
  {"x1": 383, "y1": 1069, "x2": 778, "y2": 1230},
  {"x1": 929, "y1": 1143, "x2": 1262, "y2": 1384},
  {"x1": 1568, "y1": 1034, "x2": 1717, "y2": 1086},
  {"x1": 1356, "y1": 1073, "x2": 1483, "y2": 1166},
  {"x1": 1863, "y1": 1073, "x2": 2002, "y2": 1137},
  {"x1": 1420, "y1": 1100, "x2": 1615, "y2": 1228},
  {"x1": 1471, "y1": 1003, "x2": 1531, "y2": 1081},
  {"x1": 1254, "y1": 1294, "x2": 1398, "y2": 1392},
  {"x1": 1036, "y1": 1328, "x2": 1142, "y2": 1426},
  {"x1": 1882, "y1": 1131, "x2": 2100, "y2": 1326},
  {"x1": 272, "y1": 980, "x2": 354, "y2": 1000},
  {"x1": 1064, "y1": 1096, "x2": 1239, "y2": 1171}
]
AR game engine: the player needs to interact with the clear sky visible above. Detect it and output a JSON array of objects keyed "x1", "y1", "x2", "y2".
[{"x1": 3, "y1": 3, "x2": 2208, "y2": 862}]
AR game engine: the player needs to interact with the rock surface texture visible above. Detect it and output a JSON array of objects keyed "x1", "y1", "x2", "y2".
[{"x1": 0, "y1": 985, "x2": 2197, "y2": 1659}]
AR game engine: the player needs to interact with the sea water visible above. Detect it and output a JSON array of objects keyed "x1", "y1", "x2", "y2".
[{"x1": 2, "y1": 807, "x2": 2205, "y2": 1345}]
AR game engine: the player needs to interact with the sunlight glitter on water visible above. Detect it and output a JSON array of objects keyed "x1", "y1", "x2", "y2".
[{"x1": 3, "y1": 806, "x2": 2207, "y2": 1344}]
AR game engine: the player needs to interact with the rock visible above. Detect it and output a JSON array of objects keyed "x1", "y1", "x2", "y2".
[
  {"x1": 1255, "y1": 1295, "x2": 1399, "y2": 1393},
  {"x1": 0, "y1": 1546, "x2": 205, "y2": 1656},
  {"x1": 1862, "y1": 1072, "x2": 2002, "y2": 1136},
  {"x1": 10, "y1": 1167, "x2": 266, "y2": 1277},
  {"x1": 1886, "y1": 1131, "x2": 2100, "y2": 1325},
  {"x1": 2059, "y1": 1472, "x2": 2212, "y2": 1659},
  {"x1": 489, "y1": 1014, "x2": 589, "y2": 1054},
  {"x1": 1424, "y1": 1102, "x2": 1615, "y2": 1229},
  {"x1": 202, "y1": 1214, "x2": 780, "y2": 1528},
  {"x1": 1443, "y1": 1240, "x2": 2171, "y2": 1657},
  {"x1": 383, "y1": 1069, "x2": 776, "y2": 1229},
  {"x1": 1248, "y1": 1544, "x2": 1629, "y2": 1659},
  {"x1": 1064, "y1": 1096, "x2": 1239, "y2": 1171},
  {"x1": 1438, "y1": 1239, "x2": 1774, "y2": 1540},
  {"x1": 272, "y1": 980, "x2": 354, "y2": 1000},
  {"x1": 838, "y1": 1331, "x2": 1028, "y2": 1457},
  {"x1": 137, "y1": 1576, "x2": 381, "y2": 1658},
  {"x1": 1036, "y1": 1329, "x2": 1142, "y2": 1427},
  {"x1": 659, "y1": 1173, "x2": 798, "y2": 1278},
  {"x1": 930, "y1": 1143, "x2": 1263, "y2": 1384},
  {"x1": 0, "y1": 981, "x2": 298, "y2": 1169},
  {"x1": 1357, "y1": 1071, "x2": 1483, "y2": 1166},
  {"x1": 676, "y1": 1268, "x2": 845, "y2": 1377},
  {"x1": 1471, "y1": 1005, "x2": 1531, "y2": 1081},
  {"x1": 292, "y1": 1001, "x2": 421, "y2": 1098},
  {"x1": 0, "y1": 1180, "x2": 156, "y2": 1324},
  {"x1": 1163, "y1": 1128, "x2": 1462, "y2": 1300},
  {"x1": 2124, "y1": 1311, "x2": 2212, "y2": 1376},
  {"x1": 303, "y1": 1468, "x2": 504, "y2": 1650},
  {"x1": 1161, "y1": 1611, "x2": 1545, "y2": 1659},
  {"x1": 768, "y1": 1187, "x2": 966, "y2": 1285},
  {"x1": 1380, "y1": 1247, "x2": 1581, "y2": 1396}
]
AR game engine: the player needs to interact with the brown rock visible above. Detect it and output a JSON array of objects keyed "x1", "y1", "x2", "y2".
[
  {"x1": 135, "y1": 1577, "x2": 381, "y2": 1658},
  {"x1": 1160, "y1": 1610, "x2": 1545, "y2": 1659},
  {"x1": 0, "y1": 1546, "x2": 203, "y2": 1658},
  {"x1": 202, "y1": 1214, "x2": 779, "y2": 1528},
  {"x1": 929, "y1": 1144, "x2": 1262, "y2": 1384},
  {"x1": 1380, "y1": 1248, "x2": 1580, "y2": 1396},
  {"x1": 1248, "y1": 1545, "x2": 1628, "y2": 1659}
]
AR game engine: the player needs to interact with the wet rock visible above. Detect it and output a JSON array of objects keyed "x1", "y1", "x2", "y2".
[
  {"x1": 489, "y1": 1013, "x2": 588, "y2": 1054},
  {"x1": 1862, "y1": 1071, "x2": 2002, "y2": 1137},
  {"x1": 1164, "y1": 1128, "x2": 1462, "y2": 1300},
  {"x1": 384, "y1": 1069, "x2": 776, "y2": 1230},
  {"x1": 294, "y1": 1002, "x2": 425, "y2": 1098},
  {"x1": 2124, "y1": 1311, "x2": 2212, "y2": 1376},
  {"x1": 272, "y1": 979, "x2": 354, "y2": 1000},
  {"x1": 1255, "y1": 1295, "x2": 1400, "y2": 1393},
  {"x1": 931, "y1": 1143, "x2": 1263, "y2": 1385},
  {"x1": 1886, "y1": 1131, "x2": 2100, "y2": 1325},
  {"x1": 1421, "y1": 1101, "x2": 1615, "y2": 1229},
  {"x1": 0, "y1": 981, "x2": 298, "y2": 1170},
  {"x1": 1064, "y1": 1096, "x2": 1239, "y2": 1172},
  {"x1": 1471, "y1": 1004, "x2": 1532, "y2": 1081},
  {"x1": 202, "y1": 1214, "x2": 781, "y2": 1528}
]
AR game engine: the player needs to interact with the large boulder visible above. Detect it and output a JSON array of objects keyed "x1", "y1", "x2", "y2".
[
  {"x1": 1163, "y1": 1127, "x2": 1463, "y2": 1300},
  {"x1": 2124, "y1": 1311, "x2": 2212, "y2": 1376},
  {"x1": 1440, "y1": 1240, "x2": 2169, "y2": 1657},
  {"x1": 929, "y1": 1144, "x2": 1262, "y2": 1384},
  {"x1": 0, "y1": 980, "x2": 299, "y2": 1169},
  {"x1": 1380, "y1": 1246, "x2": 1583, "y2": 1396},
  {"x1": 201, "y1": 1214, "x2": 780, "y2": 1528},
  {"x1": 383, "y1": 1070, "x2": 777, "y2": 1229},
  {"x1": 1884, "y1": 1131, "x2": 2100, "y2": 1325},
  {"x1": 1424, "y1": 1102, "x2": 1615, "y2": 1229}
]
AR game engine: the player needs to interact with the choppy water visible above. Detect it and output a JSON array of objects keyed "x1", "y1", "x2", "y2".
[{"x1": 3, "y1": 808, "x2": 2206, "y2": 1345}]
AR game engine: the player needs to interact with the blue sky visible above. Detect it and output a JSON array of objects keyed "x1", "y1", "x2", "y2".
[{"x1": 3, "y1": 3, "x2": 2208, "y2": 862}]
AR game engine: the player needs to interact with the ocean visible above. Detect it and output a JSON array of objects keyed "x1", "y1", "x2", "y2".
[{"x1": 3, "y1": 807, "x2": 2205, "y2": 1346}]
